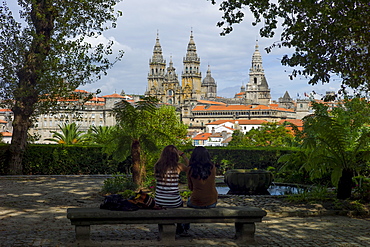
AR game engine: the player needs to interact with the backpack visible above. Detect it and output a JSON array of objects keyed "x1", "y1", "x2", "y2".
[
  {"x1": 128, "y1": 190, "x2": 164, "y2": 210},
  {"x1": 100, "y1": 194, "x2": 139, "y2": 211}
]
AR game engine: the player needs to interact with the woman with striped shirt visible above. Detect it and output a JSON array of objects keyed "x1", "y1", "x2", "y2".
[{"x1": 154, "y1": 145, "x2": 189, "y2": 234}]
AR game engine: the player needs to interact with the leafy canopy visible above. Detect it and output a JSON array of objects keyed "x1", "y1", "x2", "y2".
[
  {"x1": 105, "y1": 97, "x2": 188, "y2": 185},
  {"x1": 209, "y1": 0, "x2": 370, "y2": 94},
  {"x1": 279, "y1": 97, "x2": 370, "y2": 198},
  {"x1": 228, "y1": 122, "x2": 296, "y2": 147},
  {"x1": 0, "y1": 0, "x2": 124, "y2": 111}
]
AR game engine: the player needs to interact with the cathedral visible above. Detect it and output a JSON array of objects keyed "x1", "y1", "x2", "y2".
[
  {"x1": 145, "y1": 31, "x2": 272, "y2": 107},
  {"x1": 145, "y1": 32, "x2": 217, "y2": 105},
  {"x1": 144, "y1": 31, "x2": 312, "y2": 130}
]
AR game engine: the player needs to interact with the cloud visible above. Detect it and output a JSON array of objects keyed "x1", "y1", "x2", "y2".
[{"x1": 8, "y1": 0, "x2": 342, "y2": 100}]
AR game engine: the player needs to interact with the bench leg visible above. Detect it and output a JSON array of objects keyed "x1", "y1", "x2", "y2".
[
  {"x1": 75, "y1": 225, "x2": 91, "y2": 241},
  {"x1": 235, "y1": 222, "x2": 256, "y2": 243},
  {"x1": 158, "y1": 224, "x2": 176, "y2": 243}
]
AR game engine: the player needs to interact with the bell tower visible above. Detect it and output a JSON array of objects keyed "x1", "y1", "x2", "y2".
[
  {"x1": 181, "y1": 31, "x2": 202, "y2": 101},
  {"x1": 146, "y1": 32, "x2": 166, "y2": 98},
  {"x1": 245, "y1": 41, "x2": 271, "y2": 105}
]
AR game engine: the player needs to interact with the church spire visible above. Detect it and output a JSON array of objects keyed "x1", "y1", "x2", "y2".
[
  {"x1": 151, "y1": 31, "x2": 165, "y2": 64},
  {"x1": 245, "y1": 40, "x2": 271, "y2": 105},
  {"x1": 147, "y1": 32, "x2": 166, "y2": 96},
  {"x1": 182, "y1": 30, "x2": 202, "y2": 98},
  {"x1": 184, "y1": 30, "x2": 199, "y2": 62},
  {"x1": 250, "y1": 40, "x2": 264, "y2": 73}
]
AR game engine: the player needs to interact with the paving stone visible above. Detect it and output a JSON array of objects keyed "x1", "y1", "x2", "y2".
[{"x1": 1, "y1": 176, "x2": 370, "y2": 246}]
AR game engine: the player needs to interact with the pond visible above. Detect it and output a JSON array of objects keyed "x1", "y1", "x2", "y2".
[{"x1": 216, "y1": 183, "x2": 309, "y2": 196}]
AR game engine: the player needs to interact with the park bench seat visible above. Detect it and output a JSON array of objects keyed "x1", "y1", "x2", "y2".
[{"x1": 67, "y1": 206, "x2": 267, "y2": 244}]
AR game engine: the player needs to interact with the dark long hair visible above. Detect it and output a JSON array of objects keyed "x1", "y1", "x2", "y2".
[
  {"x1": 154, "y1": 145, "x2": 179, "y2": 177},
  {"x1": 189, "y1": 146, "x2": 213, "y2": 180}
]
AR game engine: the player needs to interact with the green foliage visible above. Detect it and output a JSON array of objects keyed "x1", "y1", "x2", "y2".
[
  {"x1": 247, "y1": 122, "x2": 296, "y2": 147},
  {"x1": 279, "y1": 97, "x2": 370, "y2": 199},
  {"x1": 286, "y1": 186, "x2": 334, "y2": 203},
  {"x1": 86, "y1": 125, "x2": 116, "y2": 145},
  {"x1": 101, "y1": 173, "x2": 138, "y2": 195},
  {"x1": 228, "y1": 130, "x2": 246, "y2": 147},
  {"x1": 180, "y1": 190, "x2": 192, "y2": 200},
  {"x1": 46, "y1": 123, "x2": 88, "y2": 144},
  {"x1": 352, "y1": 175, "x2": 370, "y2": 202},
  {"x1": 228, "y1": 122, "x2": 297, "y2": 147},
  {"x1": 210, "y1": 0, "x2": 370, "y2": 93},
  {"x1": 142, "y1": 176, "x2": 156, "y2": 193},
  {"x1": 1, "y1": 0, "x2": 124, "y2": 174},
  {"x1": 216, "y1": 159, "x2": 235, "y2": 175},
  {"x1": 0, "y1": 144, "x2": 118, "y2": 175},
  {"x1": 117, "y1": 190, "x2": 136, "y2": 199},
  {"x1": 106, "y1": 98, "x2": 188, "y2": 186}
]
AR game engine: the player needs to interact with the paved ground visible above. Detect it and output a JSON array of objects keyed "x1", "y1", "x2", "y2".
[{"x1": 0, "y1": 176, "x2": 369, "y2": 246}]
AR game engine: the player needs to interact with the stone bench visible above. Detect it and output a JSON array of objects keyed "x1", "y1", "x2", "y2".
[{"x1": 67, "y1": 206, "x2": 267, "y2": 244}]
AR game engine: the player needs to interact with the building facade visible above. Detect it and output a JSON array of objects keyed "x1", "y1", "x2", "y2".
[{"x1": 28, "y1": 91, "x2": 128, "y2": 143}]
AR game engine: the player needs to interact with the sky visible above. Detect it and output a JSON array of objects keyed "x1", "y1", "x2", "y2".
[{"x1": 7, "y1": 0, "x2": 342, "y2": 100}]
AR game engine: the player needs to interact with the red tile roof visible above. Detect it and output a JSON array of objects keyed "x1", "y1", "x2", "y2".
[
  {"x1": 101, "y1": 93, "x2": 126, "y2": 98},
  {"x1": 0, "y1": 109, "x2": 12, "y2": 112},
  {"x1": 74, "y1": 89, "x2": 90, "y2": 94},
  {"x1": 0, "y1": 132, "x2": 12, "y2": 137},
  {"x1": 223, "y1": 125, "x2": 235, "y2": 131},
  {"x1": 235, "y1": 92, "x2": 245, "y2": 96},
  {"x1": 90, "y1": 97, "x2": 105, "y2": 102},
  {"x1": 278, "y1": 119, "x2": 303, "y2": 127},
  {"x1": 193, "y1": 133, "x2": 212, "y2": 140}
]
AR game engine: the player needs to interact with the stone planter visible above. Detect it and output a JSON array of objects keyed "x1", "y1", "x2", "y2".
[{"x1": 224, "y1": 169, "x2": 273, "y2": 195}]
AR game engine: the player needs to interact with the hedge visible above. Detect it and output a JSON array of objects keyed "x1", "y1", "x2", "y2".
[
  {"x1": 1, "y1": 144, "x2": 295, "y2": 175},
  {"x1": 0, "y1": 144, "x2": 117, "y2": 175}
]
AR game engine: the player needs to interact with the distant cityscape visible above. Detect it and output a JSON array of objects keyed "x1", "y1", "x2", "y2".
[{"x1": 0, "y1": 32, "x2": 338, "y2": 146}]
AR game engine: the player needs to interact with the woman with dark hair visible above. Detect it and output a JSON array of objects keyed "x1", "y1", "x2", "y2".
[
  {"x1": 187, "y1": 146, "x2": 218, "y2": 209},
  {"x1": 154, "y1": 145, "x2": 189, "y2": 235},
  {"x1": 154, "y1": 145, "x2": 189, "y2": 208}
]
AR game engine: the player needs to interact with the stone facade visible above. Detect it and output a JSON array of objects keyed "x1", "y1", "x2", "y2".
[
  {"x1": 145, "y1": 32, "x2": 217, "y2": 105},
  {"x1": 28, "y1": 91, "x2": 126, "y2": 143}
]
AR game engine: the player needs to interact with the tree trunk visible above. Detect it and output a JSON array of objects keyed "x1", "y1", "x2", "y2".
[
  {"x1": 337, "y1": 168, "x2": 354, "y2": 200},
  {"x1": 8, "y1": 111, "x2": 32, "y2": 174},
  {"x1": 7, "y1": 1, "x2": 55, "y2": 175},
  {"x1": 131, "y1": 139, "x2": 142, "y2": 186}
]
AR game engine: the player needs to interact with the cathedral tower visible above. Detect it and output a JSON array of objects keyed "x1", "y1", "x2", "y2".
[
  {"x1": 181, "y1": 31, "x2": 202, "y2": 101},
  {"x1": 146, "y1": 33, "x2": 166, "y2": 97},
  {"x1": 245, "y1": 41, "x2": 271, "y2": 105}
]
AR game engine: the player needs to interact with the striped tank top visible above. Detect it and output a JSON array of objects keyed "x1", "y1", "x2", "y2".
[{"x1": 155, "y1": 169, "x2": 183, "y2": 208}]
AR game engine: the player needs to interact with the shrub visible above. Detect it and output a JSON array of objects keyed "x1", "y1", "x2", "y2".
[
  {"x1": 117, "y1": 190, "x2": 136, "y2": 199},
  {"x1": 101, "y1": 173, "x2": 138, "y2": 195}
]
